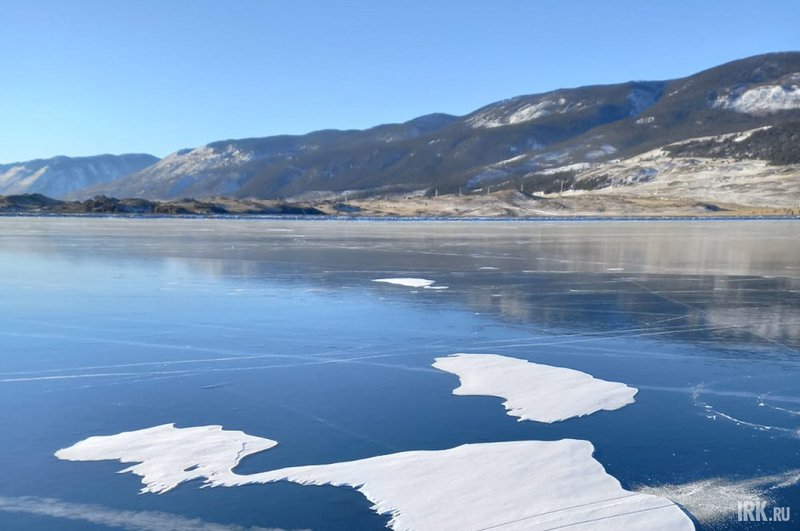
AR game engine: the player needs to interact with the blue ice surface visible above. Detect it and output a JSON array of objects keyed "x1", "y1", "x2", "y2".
[{"x1": 0, "y1": 218, "x2": 797, "y2": 530}]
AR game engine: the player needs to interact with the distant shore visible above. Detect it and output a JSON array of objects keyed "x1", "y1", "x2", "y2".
[{"x1": 1, "y1": 191, "x2": 797, "y2": 219}]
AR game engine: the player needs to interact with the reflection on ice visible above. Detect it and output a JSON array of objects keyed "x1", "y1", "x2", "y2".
[{"x1": 5, "y1": 218, "x2": 799, "y2": 348}]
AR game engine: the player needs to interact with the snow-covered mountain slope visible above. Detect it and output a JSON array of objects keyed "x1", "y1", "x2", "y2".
[
  {"x1": 465, "y1": 82, "x2": 664, "y2": 129},
  {"x1": 565, "y1": 153, "x2": 800, "y2": 209},
  {"x1": 78, "y1": 144, "x2": 260, "y2": 199},
  {"x1": 80, "y1": 114, "x2": 460, "y2": 199},
  {"x1": 25, "y1": 52, "x2": 800, "y2": 203},
  {"x1": 539, "y1": 129, "x2": 800, "y2": 209},
  {"x1": 0, "y1": 154, "x2": 158, "y2": 199},
  {"x1": 79, "y1": 80, "x2": 672, "y2": 200},
  {"x1": 712, "y1": 73, "x2": 800, "y2": 115}
]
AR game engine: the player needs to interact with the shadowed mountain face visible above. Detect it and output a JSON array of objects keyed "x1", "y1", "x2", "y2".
[
  {"x1": 0, "y1": 154, "x2": 158, "y2": 199},
  {"x1": 29, "y1": 52, "x2": 800, "y2": 200}
]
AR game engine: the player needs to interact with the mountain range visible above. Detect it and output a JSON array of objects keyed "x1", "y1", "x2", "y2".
[
  {"x1": 2, "y1": 52, "x2": 798, "y2": 205},
  {"x1": 0, "y1": 154, "x2": 157, "y2": 199}
]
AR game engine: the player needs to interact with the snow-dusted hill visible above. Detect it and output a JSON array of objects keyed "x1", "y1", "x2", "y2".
[
  {"x1": 712, "y1": 72, "x2": 800, "y2": 115},
  {"x1": 76, "y1": 144, "x2": 260, "y2": 199},
  {"x1": 0, "y1": 154, "x2": 158, "y2": 199},
  {"x1": 536, "y1": 127, "x2": 800, "y2": 209},
  {"x1": 465, "y1": 82, "x2": 664, "y2": 129},
  {"x1": 16, "y1": 52, "x2": 800, "y2": 204}
]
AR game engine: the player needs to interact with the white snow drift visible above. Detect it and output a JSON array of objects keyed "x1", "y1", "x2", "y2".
[
  {"x1": 55, "y1": 424, "x2": 277, "y2": 494},
  {"x1": 56, "y1": 427, "x2": 692, "y2": 531},
  {"x1": 433, "y1": 353, "x2": 637, "y2": 423},
  {"x1": 372, "y1": 278, "x2": 447, "y2": 289}
]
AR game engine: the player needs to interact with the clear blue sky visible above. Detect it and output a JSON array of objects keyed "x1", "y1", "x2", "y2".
[{"x1": 1, "y1": 0, "x2": 798, "y2": 163}]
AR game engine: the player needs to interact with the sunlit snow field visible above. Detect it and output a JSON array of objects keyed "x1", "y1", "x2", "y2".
[{"x1": 0, "y1": 218, "x2": 798, "y2": 530}]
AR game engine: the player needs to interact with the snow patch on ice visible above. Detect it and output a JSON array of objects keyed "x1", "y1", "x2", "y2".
[
  {"x1": 240, "y1": 440, "x2": 693, "y2": 531},
  {"x1": 373, "y1": 278, "x2": 446, "y2": 289},
  {"x1": 56, "y1": 428, "x2": 694, "y2": 531},
  {"x1": 433, "y1": 353, "x2": 637, "y2": 423},
  {"x1": 55, "y1": 424, "x2": 277, "y2": 494}
]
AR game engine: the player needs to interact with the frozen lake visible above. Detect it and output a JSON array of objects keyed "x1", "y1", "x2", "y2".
[{"x1": 1, "y1": 218, "x2": 798, "y2": 530}]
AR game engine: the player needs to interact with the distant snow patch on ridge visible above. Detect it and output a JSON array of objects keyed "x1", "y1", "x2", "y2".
[
  {"x1": 489, "y1": 154, "x2": 530, "y2": 168},
  {"x1": 55, "y1": 424, "x2": 277, "y2": 494},
  {"x1": 713, "y1": 83, "x2": 800, "y2": 114},
  {"x1": 372, "y1": 278, "x2": 447, "y2": 289},
  {"x1": 586, "y1": 144, "x2": 618, "y2": 160},
  {"x1": 433, "y1": 353, "x2": 637, "y2": 423},
  {"x1": 56, "y1": 429, "x2": 695, "y2": 530},
  {"x1": 157, "y1": 144, "x2": 255, "y2": 176},
  {"x1": 627, "y1": 86, "x2": 660, "y2": 115},
  {"x1": 466, "y1": 96, "x2": 572, "y2": 129},
  {"x1": 503, "y1": 98, "x2": 565, "y2": 124},
  {"x1": 536, "y1": 162, "x2": 593, "y2": 175}
]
